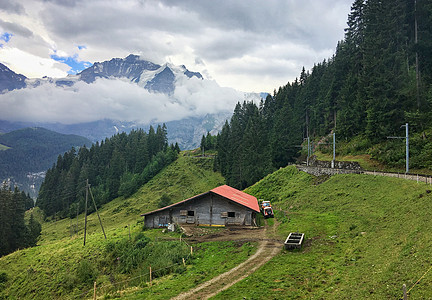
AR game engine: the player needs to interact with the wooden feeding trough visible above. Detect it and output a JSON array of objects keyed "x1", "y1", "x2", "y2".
[{"x1": 284, "y1": 232, "x2": 305, "y2": 250}]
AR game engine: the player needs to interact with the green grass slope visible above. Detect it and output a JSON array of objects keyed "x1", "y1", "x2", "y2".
[
  {"x1": 214, "y1": 166, "x2": 432, "y2": 299},
  {"x1": 0, "y1": 155, "x2": 238, "y2": 299},
  {"x1": 40, "y1": 154, "x2": 225, "y2": 242}
]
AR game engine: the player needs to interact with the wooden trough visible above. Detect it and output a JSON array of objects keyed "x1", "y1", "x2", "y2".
[{"x1": 284, "y1": 232, "x2": 305, "y2": 250}]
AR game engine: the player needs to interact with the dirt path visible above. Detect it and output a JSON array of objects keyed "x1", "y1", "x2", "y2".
[{"x1": 171, "y1": 222, "x2": 282, "y2": 300}]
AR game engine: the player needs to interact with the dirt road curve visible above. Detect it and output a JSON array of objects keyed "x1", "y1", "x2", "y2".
[{"x1": 171, "y1": 224, "x2": 282, "y2": 300}]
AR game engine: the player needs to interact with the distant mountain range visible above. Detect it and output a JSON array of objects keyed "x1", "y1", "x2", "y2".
[
  {"x1": 0, "y1": 55, "x2": 263, "y2": 149},
  {"x1": 1, "y1": 54, "x2": 203, "y2": 94},
  {"x1": 26, "y1": 54, "x2": 204, "y2": 95}
]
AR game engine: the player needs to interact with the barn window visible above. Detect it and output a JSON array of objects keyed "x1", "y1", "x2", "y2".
[
  {"x1": 187, "y1": 210, "x2": 195, "y2": 216},
  {"x1": 180, "y1": 210, "x2": 187, "y2": 216},
  {"x1": 221, "y1": 212, "x2": 228, "y2": 218},
  {"x1": 228, "y1": 212, "x2": 235, "y2": 218}
]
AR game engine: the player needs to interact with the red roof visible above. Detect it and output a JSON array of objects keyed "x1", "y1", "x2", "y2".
[
  {"x1": 141, "y1": 185, "x2": 259, "y2": 216},
  {"x1": 211, "y1": 185, "x2": 260, "y2": 212}
]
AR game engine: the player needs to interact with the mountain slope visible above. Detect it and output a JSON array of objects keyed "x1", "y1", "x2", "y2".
[
  {"x1": 0, "y1": 154, "x2": 226, "y2": 299},
  {"x1": 3, "y1": 161, "x2": 432, "y2": 298},
  {"x1": 79, "y1": 54, "x2": 160, "y2": 84},
  {"x1": 0, "y1": 63, "x2": 26, "y2": 92},
  {"x1": 0, "y1": 127, "x2": 91, "y2": 196},
  {"x1": 213, "y1": 166, "x2": 432, "y2": 298},
  {"x1": 50, "y1": 54, "x2": 203, "y2": 94}
]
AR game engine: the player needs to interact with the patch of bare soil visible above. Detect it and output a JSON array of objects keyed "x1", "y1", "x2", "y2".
[{"x1": 171, "y1": 222, "x2": 282, "y2": 300}]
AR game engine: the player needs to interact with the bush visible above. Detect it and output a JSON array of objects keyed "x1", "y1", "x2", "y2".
[
  {"x1": 0, "y1": 272, "x2": 7, "y2": 284},
  {"x1": 158, "y1": 194, "x2": 172, "y2": 208},
  {"x1": 76, "y1": 259, "x2": 98, "y2": 286},
  {"x1": 103, "y1": 233, "x2": 189, "y2": 277}
]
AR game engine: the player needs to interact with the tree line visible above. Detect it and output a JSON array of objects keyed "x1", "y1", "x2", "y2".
[
  {"x1": 214, "y1": 0, "x2": 432, "y2": 188},
  {"x1": 37, "y1": 125, "x2": 180, "y2": 218},
  {"x1": 0, "y1": 186, "x2": 41, "y2": 257}
]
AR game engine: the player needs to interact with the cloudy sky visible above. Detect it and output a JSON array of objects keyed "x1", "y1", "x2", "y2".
[
  {"x1": 0, "y1": 0, "x2": 352, "y2": 125},
  {"x1": 0, "y1": 0, "x2": 352, "y2": 92}
]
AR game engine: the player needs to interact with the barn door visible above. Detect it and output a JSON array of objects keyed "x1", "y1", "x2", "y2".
[{"x1": 158, "y1": 216, "x2": 168, "y2": 227}]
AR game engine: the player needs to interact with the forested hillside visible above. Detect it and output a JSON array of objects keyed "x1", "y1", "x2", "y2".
[
  {"x1": 0, "y1": 127, "x2": 91, "y2": 183},
  {"x1": 0, "y1": 186, "x2": 41, "y2": 257},
  {"x1": 215, "y1": 0, "x2": 432, "y2": 189},
  {"x1": 37, "y1": 125, "x2": 180, "y2": 218}
]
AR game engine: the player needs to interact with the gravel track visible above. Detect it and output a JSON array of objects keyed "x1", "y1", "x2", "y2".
[{"x1": 171, "y1": 222, "x2": 282, "y2": 300}]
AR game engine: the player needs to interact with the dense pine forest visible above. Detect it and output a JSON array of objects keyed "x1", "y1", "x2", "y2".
[
  {"x1": 37, "y1": 125, "x2": 180, "y2": 218},
  {"x1": 0, "y1": 187, "x2": 40, "y2": 257},
  {"x1": 215, "y1": 0, "x2": 432, "y2": 189}
]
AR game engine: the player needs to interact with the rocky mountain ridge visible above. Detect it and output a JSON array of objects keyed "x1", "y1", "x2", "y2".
[
  {"x1": 0, "y1": 54, "x2": 262, "y2": 149},
  {"x1": 0, "y1": 63, "x2": 27, "y2": 93}
]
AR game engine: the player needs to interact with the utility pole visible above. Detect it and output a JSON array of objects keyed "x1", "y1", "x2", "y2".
[
  {"x1": 404, "y1": 123, "x2": 409, "y2": 174},
  {"x1": 331, "y1": 132, "x2": 336, "y2": 168},
  {"x1": 387, "y1": 123, "x2": 409, "y2": 174},
  {"x1": 83, "y1": 179, "x2": 89, "y2": 246}
]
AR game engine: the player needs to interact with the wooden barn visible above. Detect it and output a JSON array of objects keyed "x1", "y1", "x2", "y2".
[{"x1": 141, "y1": 185, "x2": 260, "y2": 228}]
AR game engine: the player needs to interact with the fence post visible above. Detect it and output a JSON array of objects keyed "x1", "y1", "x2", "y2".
[
  {"x1": 191, "y1": 246, "x2": 193, "y2": 256},
  {"x1": 93, "y1": 281, "x2": 97, "y2": 300},
  {"x1": 149, "y1": 266, "x2": 152, "y2": 286},
  {"x1": 183, "y1": 257, "x2": 186, "y2": 267},
  {"x1": 403, "y1": 283, "x2": 407, "y2": 300}
]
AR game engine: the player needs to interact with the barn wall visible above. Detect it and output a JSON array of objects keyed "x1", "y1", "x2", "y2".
[{"x1": 144, "y1": 193, "x2": 256, "y2": 228}]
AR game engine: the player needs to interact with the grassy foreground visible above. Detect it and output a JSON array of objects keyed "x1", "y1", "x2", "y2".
[
  {"x1": 1, "y1": 155, "x2": 252, "y2": 299},
  {"x1": 3, "y1": 156, "x2": 432, "y2": 299},
  {"x1": 213, "y1": 166, "x2": 432, "y2": 299}
]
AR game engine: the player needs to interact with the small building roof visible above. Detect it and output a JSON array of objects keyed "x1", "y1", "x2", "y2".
[
  {"x1": 141, "y1": 184, "x2": 259, "y2": 216},
  {"x1": 210, "y1": 185, "x2": 260, "y2": 212}
]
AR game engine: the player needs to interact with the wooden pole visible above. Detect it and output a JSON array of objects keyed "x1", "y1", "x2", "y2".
[
  {"x1": 182, "y1": 257, "x2": 186, "y2": 267},
  {"x1": 89, "y1": 186, "x2": 107, "y2": 239},
  {"x1": 83, "y1": 179, "x2": 89, "y2": 246},
  {"x1": 403, "y1": 283, "x2": 407, "y2": 300},
  {"x1": 93, "y1": 281, "x2": 97, "y2": 300},
  {"x1": 190, "y1": 246, "x2": 193, "y2": 256},
  {"x1": 149, "y1": 266, "x2": 152, "y2": 286}
]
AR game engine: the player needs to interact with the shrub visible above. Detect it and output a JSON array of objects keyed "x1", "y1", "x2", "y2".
[
  {"x1": 158, "y1": 194, "x2": 172, "y2": 208},
  {"x1": 76, "y1": 259, "x2": 98, "y2": 286},
  {"x1": 0, "y1": 272, "x2": 7, "y2": 284}
]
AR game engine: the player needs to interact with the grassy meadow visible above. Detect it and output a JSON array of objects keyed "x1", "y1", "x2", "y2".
[
  {"x1": 1, "y1": 155, "x2": 256, "y2": 299},
  {"x1": 214, "y1": 166, "x2": 432, "y2": 299},
  {"x1": 2, "y1": 155, "x2": 432, "y2": 299}
]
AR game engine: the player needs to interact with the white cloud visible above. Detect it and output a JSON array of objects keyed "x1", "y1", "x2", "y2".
[
  {"x1": 0, "y1": 47, "x2": 69, "y2": 77},
  {"x1": 0, "y1": 77, "x2": 243, "y2": 124}
]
